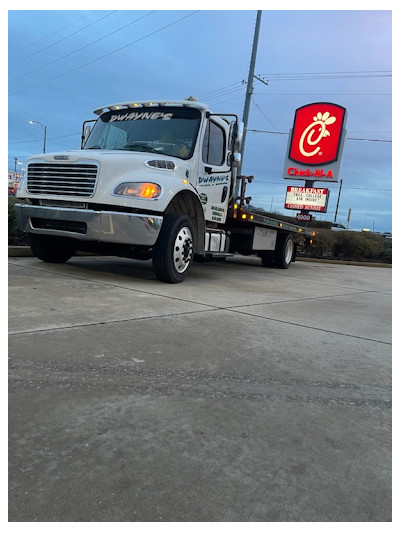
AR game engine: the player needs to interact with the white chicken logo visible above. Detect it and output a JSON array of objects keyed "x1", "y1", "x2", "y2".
[{"x1": 299, "y1": 111, "x2": 336, "y2": 158}]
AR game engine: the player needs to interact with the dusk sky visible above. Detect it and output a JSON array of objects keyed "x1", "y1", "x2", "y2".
[{"x1": 8, "y1": 6, "x2": 393, "y2": 232}]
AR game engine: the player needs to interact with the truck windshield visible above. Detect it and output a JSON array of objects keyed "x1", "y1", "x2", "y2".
[{"x1": 85, "y1": 106, "x2": 201, "y2": 160}]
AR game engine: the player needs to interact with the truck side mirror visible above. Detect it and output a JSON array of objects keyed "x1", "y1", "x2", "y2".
[
  {"x1": 235, "y1": 122, "x2": 244, "y2": 152},
  {"x1": 230, "y1": 152, "x2": 241, "y2": 168},
  {"x1": 81, "y1": 120, "x2": 96, "y2": 148},
  {"x1": 228, "y1": 120, "x2": 244, "y2": 153}
]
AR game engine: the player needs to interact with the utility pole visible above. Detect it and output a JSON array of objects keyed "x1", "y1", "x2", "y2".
[
  {"x1": 238, "y1": 9, "x2": 262, "y2": 178},
  {"x1": 347, "y1": 208, "x2": 352, "y2": 230}
]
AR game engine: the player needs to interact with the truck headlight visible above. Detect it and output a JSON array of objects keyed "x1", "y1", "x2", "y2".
[{"x1": 114, "y1": 182, "x2": 161, "y2": 198}]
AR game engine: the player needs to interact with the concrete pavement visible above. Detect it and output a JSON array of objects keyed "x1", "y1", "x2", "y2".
[{"x1": 8, "y1": 255, "x2": 392, "y2": 521}]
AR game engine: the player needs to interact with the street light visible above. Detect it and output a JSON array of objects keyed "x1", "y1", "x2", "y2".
[
  {"x1": 29, "y1": 120, "x2": 47, "y2": 153},
  {"x1": 14, "y1": 157, "x2": 23, "y2": 174}
]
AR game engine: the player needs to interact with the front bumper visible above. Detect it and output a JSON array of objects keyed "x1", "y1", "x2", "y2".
[{"x1": 15, "y1": 204, "x2": 163, "y2": 246}]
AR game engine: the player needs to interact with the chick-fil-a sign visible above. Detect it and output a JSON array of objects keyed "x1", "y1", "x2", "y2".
[
  {"x1": 283, "y1": 102, "x2": 347, "y2": 183},
  {"x1": 289, "y1": 102, "x2": 346, "y2": 166}
]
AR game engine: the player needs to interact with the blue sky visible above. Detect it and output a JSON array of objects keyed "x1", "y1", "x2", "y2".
[{"x1": 8, "y1": 6, "x2": 393, "y2": 232}]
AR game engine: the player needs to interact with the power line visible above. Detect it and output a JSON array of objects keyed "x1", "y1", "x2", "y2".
[
  {"x1": 9, "y1": 11, "x2": 118, "y2": 67},
  {"x1": 8, "y1": 133, "x2": 79, "y2": 144},
  {"x1": 205, "y1": 85, "x2": 246, "y2": 102},
  {"x1": 252, "y1": 97, "x2": 288, "y2": 142},
  {"x1": 254, "y1": 92, "x2": 391, "y2": 96},
  {"x1": 8, "y1": 11, "x2": 96, "y2": 58},
  {"x1": 198, "y1": 69, "x2": 392, "y2": 104},
  {"x1": 198, "y1": 81, "x2": 244, "y2": 99},
  {"x1": 346, "y1": 137, "x2": 391, "y2": 143},
  {"x1": 248, "y1": 129, "x2": 392, "y2": 143},
  {"x1": 260, "y1": 70, "x2": 391, "y2": 75},
  {"x1": 201, "y1": 78, "x2": 273, "y2": 102},
  {"x1": 257, "y1": 70, "x2": 392, "y2": 81},
  {"x1": 9, "y1": 11, "x2": 200, "y2": 97},
  {"x1": 248, "y1": 180, "x2": 392, "y2": 192},
  {"x1": 9, "y1": 11, "x2": 157, "y2": 83}
]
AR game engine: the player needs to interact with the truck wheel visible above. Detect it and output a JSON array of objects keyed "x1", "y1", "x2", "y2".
[
  {"x1": 275, "y1": 234, "x2": 294, "y2": 269},
  {"x1": 29, "y1": 234, "x2": 77, "y2": 263},
  {"x1": 152, "y1": 214, "x2": 194, "y2": 283}
]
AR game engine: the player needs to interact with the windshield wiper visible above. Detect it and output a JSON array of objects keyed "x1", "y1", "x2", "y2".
[
  {"x1": 86, "y1": 145, "x2": 103, "y2": 150},
  {"x1": 122, "y1": 142, "x2": 158, "y2": 153}
]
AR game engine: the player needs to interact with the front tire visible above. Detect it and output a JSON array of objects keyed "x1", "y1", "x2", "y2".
[
  {"x1": 29, "y1": 234, "x2": 77, "y2": 263},
  {"x1": 152, "y1": 214, "x2": 194, "y2": 283}
]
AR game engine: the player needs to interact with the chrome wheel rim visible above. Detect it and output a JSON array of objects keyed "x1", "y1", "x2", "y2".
[
  {"x1": 285, "y1": 239, "x2": 294, "y2": 264},
  {"x1": 173, "y1": 226, "x2": 193, "y2": 273}
]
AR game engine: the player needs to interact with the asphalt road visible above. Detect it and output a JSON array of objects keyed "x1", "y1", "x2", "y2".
[{"x1": 8, "y1": 255, "x2": 392, "y2": 522}]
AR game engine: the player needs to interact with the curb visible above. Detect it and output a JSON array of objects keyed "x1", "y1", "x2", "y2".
[
  {"x1": 8, "y1": 247, "x2": 99, "y2": 258},
  {"x1": 8, "y1": 246, "x2": 33, "y2": 257},
  {"x1": 296, "y1": 257, "x2": 391, "y2": 268}
]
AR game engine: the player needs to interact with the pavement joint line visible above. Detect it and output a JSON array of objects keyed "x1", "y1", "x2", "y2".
[
  {"x1": 9, "y1": 261, "x2": 391, "y2": 345},
  {"x1": 225, "y1": 307, "x2": 392, "y2": 346},
  {"x1": 264, "y1": 271, "x2": 393, "y2": 293},
  {"x1": 9, "y1": 259, "x2": 390, "y2": 310},
  {"x1": 222, "y1": 289, "x2": 391, "y2": 308},
  {"x1": 8, "y1": 307, "x2": 222, "y2": 336},
  {"x1": 8, "y1": 260, "x2": 222, "y2": 310},
  {"x1": 9, "y1": 304, "x2": 391, "y2": 346},
  {"x1": 9, "y1": 257, "x2": 392, "y2": 294}
]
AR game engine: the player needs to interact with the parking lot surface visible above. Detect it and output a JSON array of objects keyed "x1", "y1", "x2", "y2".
[{"x1": 8, "y1": 255, "x2": 392, "y2": 522}]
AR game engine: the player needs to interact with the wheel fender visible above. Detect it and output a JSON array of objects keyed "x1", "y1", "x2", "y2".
[{"x1": 164, "y1": 190, "x2": 205, "y2": 254}]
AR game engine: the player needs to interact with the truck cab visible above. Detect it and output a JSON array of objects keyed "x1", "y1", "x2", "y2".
[{"x1": 82, "y1": 99, "x2": 239, "y2": 225}]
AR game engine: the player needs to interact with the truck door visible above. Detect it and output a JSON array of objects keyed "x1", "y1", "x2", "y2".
[{"x1": 196, "y1": 118, "x2": 232, "y2": 224}]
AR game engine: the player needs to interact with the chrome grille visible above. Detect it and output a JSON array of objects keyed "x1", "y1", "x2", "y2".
[{"x1": 27, "y1": 163, "x2": 98, "y2": 197}]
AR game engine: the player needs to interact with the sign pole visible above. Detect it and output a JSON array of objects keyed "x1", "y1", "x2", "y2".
[
  {"x1": 334, "y1": 179, "x2": 343, "y2": 222},
  {"x1": 299, "y1": 179, "x2": 315, "y2": 225}
]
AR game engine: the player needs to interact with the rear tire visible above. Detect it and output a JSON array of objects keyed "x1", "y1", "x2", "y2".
[
  {"x1": 152, "y1": 214, "x2": 194, "y2": 283},
  {"x1": 275, "y1": 234, "x2": 294, "y2": 269},
  {"x1": 29, "y1": 234, "x2": 77, "y2": 263}
]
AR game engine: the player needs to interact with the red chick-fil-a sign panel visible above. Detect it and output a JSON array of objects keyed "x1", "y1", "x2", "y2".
[
  {"x1": 289, "y1": 102, "x2": 346, "y2": 166},
  {"x1": 283, "y1": 102, "x2": 347, "y2": 183}
]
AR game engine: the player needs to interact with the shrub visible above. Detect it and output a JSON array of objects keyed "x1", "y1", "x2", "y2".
[
  {"x1": 302, "y1": 228, "x2": 390, "y2": 263},
  {"x1": 8, "y1": 197, "x2": 29, "y2": 245},
  {"x1": 332, "y1": 231, "x2": 384, "y2": 261},
  {"x1": 307, "y1": 228, "x2": 334, "y2": 257}
]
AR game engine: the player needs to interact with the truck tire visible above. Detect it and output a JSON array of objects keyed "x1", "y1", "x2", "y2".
[
  {"x1": 275, "y1": 234, "x2": 294, "y2": 269},
  {"x1": 152, "y1": 214, "x2": 194, "y2": 283},
  {"x1": 29, "y1": 234, "x2": 77, "y2": 263}
]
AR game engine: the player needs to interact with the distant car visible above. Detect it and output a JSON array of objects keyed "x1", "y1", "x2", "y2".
[
  {"x1": 8, "y1": 185, "x2": 17, "y2": 196},
  {"x1": 331, "y1": 222, "x2": 347, "y2": 231}
]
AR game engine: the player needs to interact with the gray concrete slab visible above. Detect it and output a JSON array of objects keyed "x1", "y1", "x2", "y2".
[{"x1": 8, "y1": 256, "x2": 392, "y2": 522}]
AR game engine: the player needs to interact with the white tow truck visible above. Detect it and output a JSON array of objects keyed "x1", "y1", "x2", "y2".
[{"x1": 15, "y1": 98, "x2": 315, "y2": 283}]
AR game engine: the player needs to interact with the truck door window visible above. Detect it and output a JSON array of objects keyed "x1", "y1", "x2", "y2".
[{"x1": 202, "y1": 121, "x2": 225, "y2": 166}]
